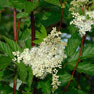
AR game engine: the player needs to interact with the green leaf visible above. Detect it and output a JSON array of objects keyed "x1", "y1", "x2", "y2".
[
  {"x1": 67, "y1": 61, "x2": 94, "y2": 76},
  {"x1": 40, "y1": 25, "x2": 47, "y2": 37},
  {"x1": 59, "y1": 72, "x2": 72, "y2": 86},
  {"x1": 24, "y1": 1, "x2": 39, "y2": 13},
  {"x1": 33, "y1": 39, "x2": 43, "y2": 44},
  {"x1": 22, "y1": 92, "x2": 32, "y2": 94},
  {"x1": 17, "y1": 12, "x2": 28, "y2": 19},
  {"x1": 64, "y1": 87, "x2": 88, "y2": 94},
  {"x1": 66, "y1": 33, "x2": 81, "y2": 56},
  {"x1": 0, "y1": 56, "x2": 11, "y2": 70},
  {"x1": 9, "y1": 0, "x2": 25, "y2": 10},
  {"x1": 0, "y1": 0, "x2": 9, "y2": 8},
  {"x1": 36, "y1": 11, "x2": 60, "y2": 27},
  {"x1": 37, "y1": 80, "x2": 51, "y2": 94},
  {"x1": 0, "y1": 41, "x2": 13, "y2": 58},
  {"x1": 0, "y1": 83, "x2": 14, "y2": 94},
  {"x1": 0, "y1": 71, "x2": 4, "y2": 81},
  {"x1": 19, "y1": 28, "x2": 31, "y2": 48},
  {"x1": 4, "y1": 37, "x2": 22, "y2": 52},
  {"x1": 34, "y1": 25, "x2": 47, "y2": 44},
  {"x1": 69, "y1": 44, "x2": 94, "y2": 62},
  {"x1": 27, "y1": 66, "x2": 33, "y2": 88},
  {"x1": 17, "y1": 62, "x2": 27, "y2": 82},
  {"x1": 44, "y1": 0, "x2": 60, "y2": 7}
]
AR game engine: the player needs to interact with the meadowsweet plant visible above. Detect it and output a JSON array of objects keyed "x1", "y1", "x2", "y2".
[
  {"x1": 12, "y1": 27, "x2": 67, "y2": 92},
  {"x1": 69, "y1": 0, "x2": 94, "y2": 37},
  {"x1": 1, "y1": 0, "x2": 94, "y2": 94}
]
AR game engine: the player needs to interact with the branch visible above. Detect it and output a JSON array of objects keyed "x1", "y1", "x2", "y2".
[
  {"x1": 16, "y1": 18, "x2": 21, "y2": 41},
  {"x1": 63, "y1": 35, "x2": 86, "y2": 93},
  {"x1": 13, "y1": 8, "x2": 17, "y2": 42},
  {"x1": 13, "y1": 76, "x2": 17, "y2": 94},
  {"x1": 30, "y1": 12, "x2": 35, "y2": 47},
  {"x1": 13, "y1": 8, "x2": 17, "y2": 94},
  {"x1": 58, "y1": 0, "x2": 63, "y2": 32},
  {"x1": 63, "y1": 7, "x2": 86, "y2": 93}
]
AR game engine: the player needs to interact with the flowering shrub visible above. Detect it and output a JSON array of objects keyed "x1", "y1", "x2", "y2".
[
  {"x1": 12, "y1": 27, "x2": 67, "y2": 91},
  {"x1": 0, "y1": 0, "x2": 94, "y2": 94}
]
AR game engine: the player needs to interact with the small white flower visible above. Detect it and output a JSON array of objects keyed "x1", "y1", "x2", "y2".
[{"x1": 12, "y1": 27, "x2": 66, "y2": 90}]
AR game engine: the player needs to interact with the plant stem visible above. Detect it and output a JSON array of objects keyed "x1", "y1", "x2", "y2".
[
  {"x1": 30, "y1": 10, "x2": 37, "y2": 94},
  {"x1": 13, "y1": 75, "x2": 17, "y2": 94},
  {"x1": 63, "y1": 35, "x2": 86, "y2": 93},
  {"x1": 13, "y1": 8, "x2": 17, "y2": 42},
  {"x1": 58, "y1": 8, "x2": 63, "y2": 31},
  {"x1": 63, "y1": 7, "x2": 86, "y2": 93},
  {"x1": 16, "y1": 18, "x2": 21, "y2": 41},
  {"x1": 30, "y1": 12, "x2": 35, "y2": 47},
  {"x1": 13, "y1": 8, "x2": 17, "y2": 94},
  {"x1": 58, "y1": 0, "x2": 63, "y2": 32},
  {"x1": 27, "y1": 0, "x2": 37, "y2": 93}
]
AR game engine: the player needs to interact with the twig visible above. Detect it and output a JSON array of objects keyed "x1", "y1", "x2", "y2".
[
  {"x1": 63, "y1": 35, "x2": 86, "y2": 93},
  {"x1": 13, "y1": 76, "x2": 17, "y2": 94},
  {"x1": 63, "y1": 6, "x2": 86, "y2": 93},
  {"x1": 58, "y1": 0, "x2": 63, "y2": 32},
  {"x1": 13, "y1": 8, "x2": 17, "y2": 42},
  {"x1": 16, "y1": 18, "x2": 21, "y2": 41},
  {"x1": 27, "y1": 0, "x2": 36, "y2": 93},
  {"x1": 13, "y1": 8, "x2": 17, "y2": 94},
  {"x1": 30, "y1": 12, "x2": 35, "y2": 47}
]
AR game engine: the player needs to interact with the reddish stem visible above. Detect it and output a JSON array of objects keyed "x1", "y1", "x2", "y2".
[
  {"x1": 13, "y1": 80, "x2": 16, "y2": 94},
  {"x1": 82, "y1": 6, "x2": 85, "y2": 16},
  {"x1": 64, "y1": 35, "x2": 86, "y2": 93},
  {"x1": 13, "y1": 8, "x2": 17, "y2": 42},
  {"x1": 63, "y1": 7, "x2": 85, "y2": 93},
  {"x1": 30, "y1": 12, "x2": 35, "y2": 47},
  {"x1": 58, "y1": 8, "x2": 63, "y2": 32},
  {"x1": 16, "y1": 18, "x2": 21, "y2": 41},
  {"x1": 59, "y1": 0, "x2": 62, "y2": 6},
  {"x1": 13, "y1": 8, "x2": 17, "y2": 94},
  {"x1": 58, "y1": 0, "x2": 63, "y2": 32}
]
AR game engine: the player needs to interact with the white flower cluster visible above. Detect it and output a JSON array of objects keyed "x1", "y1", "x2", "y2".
[
  {"x1": 69, "y1": 0, "x2": 94, "y2": 37},
  {"x1": 12, "y1": 27, "x2": 67, "y2": 91},
  {"x1": 69, "y1": 0, "x2": 88, "y2": 12},
  {"x1": 86, "y1": 11, "x2": 94, "y2": 19},
  {"x1": 70, "y1": 12, "x2": 94, "y2": 36}
]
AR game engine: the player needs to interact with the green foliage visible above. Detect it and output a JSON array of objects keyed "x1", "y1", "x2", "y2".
[
  {"x1": 44, "y1": 0, "x2": 60, "y2": 7},
  {"x1": 17, "y1": 62, "x2": 27, "y2": 82},
  {"x1": 59, "y1": 72, "x2": 72, "y2": 86},
  {"x1": 34, "y1": 25, "x2": 47, "y2": 44},
  {"x1": 69, "y1": 44, "x2": 94, "y2": 62},
  {"x1": 0, "y1": 71, "x2": 4, "y2": 81},
  {"x1": 37, "y1": 80, "x2": 51, "y2": 94},
  {"x1": 17, "y1": 12, "x2": 29, "y2": 19},
  {"x1": 0, "y1": 41, "x2": 13, "y2": 58},
  {"x1": 0, "y1": 56, "x2": 11, "y2": 70},
  {"x1": 64, "y1": 88, "x2": 88, "y2": 94},
  {"x1": 67, "y1": 61, "x2": 94, "y2": 76},
  {"x1": 66, "y1": 32, "x2": 81, "y2": 56},
  {"x1": 27, "y1": 66, "x2": 33, "y2": 88},
  {"x1": 19, "y1": 28, "x2": 31, "y2": 48},
  {"x1": 4, "y1": 36, "x2": 22, "y2": 52},
  {"x1": 0, "y1": 0, "x2": 94, "y2": 93}
]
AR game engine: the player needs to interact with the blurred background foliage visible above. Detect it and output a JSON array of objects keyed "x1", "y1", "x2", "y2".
[{"x1": 0, "y1": 0, "x2": 94, "y2": 94}]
